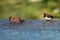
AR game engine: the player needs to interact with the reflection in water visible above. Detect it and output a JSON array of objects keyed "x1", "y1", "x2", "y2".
[
  {"x1": 0, "y1": 20, "x2": 60, "y2": 30},
  {"x1": 43, "y1": 20, "x2": 53, "y2": 26},
  {"x1": 45, "y1": 21, "x2": 52, "y2": 25},
  {"x1": 8, "y1": 20, "x2": 32, "y2": 29}
]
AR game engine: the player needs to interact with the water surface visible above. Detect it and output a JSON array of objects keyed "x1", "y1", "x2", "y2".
[{"x1": 0, "y1": 20, "x2": 60, "y2": 40}]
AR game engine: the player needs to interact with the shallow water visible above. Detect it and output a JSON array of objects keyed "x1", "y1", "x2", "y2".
[{"x1": 0, "y1": 19, "x2": 60, "y2": 40}]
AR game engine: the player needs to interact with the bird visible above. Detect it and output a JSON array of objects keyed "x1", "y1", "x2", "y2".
[
  {"x1": 43, "y1": 13, "x2": 54, "y2": 21},
  {"x1": 9, "y1": 17, "x2": 24, "y2": 23}
]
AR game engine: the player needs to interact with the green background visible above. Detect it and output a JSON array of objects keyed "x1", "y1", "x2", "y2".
[{"x1": 0, "y1": 0, "x2": 60, "y2": 20}]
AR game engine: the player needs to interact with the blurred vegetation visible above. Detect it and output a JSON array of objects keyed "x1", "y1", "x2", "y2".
[{"x1": 0, "y1": 0, "x2": 60, "y2": 20}]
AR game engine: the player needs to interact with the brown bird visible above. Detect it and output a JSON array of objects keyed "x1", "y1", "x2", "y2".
[
  {"x1": 9, "y1": 17, "x2": 24, "y2": 23},
  {"x1": 43, "y1": 13, "x2": 54, "y2": 21}
]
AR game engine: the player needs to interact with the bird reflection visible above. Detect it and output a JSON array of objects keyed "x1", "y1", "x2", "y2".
[{"x1": 44, "y1": 20, "x2": 53, "y2": 26}]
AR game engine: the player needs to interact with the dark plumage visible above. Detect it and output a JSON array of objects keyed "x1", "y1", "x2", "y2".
[{"x1": 44, "y1": 13, "x2": 54, "y2": 21}]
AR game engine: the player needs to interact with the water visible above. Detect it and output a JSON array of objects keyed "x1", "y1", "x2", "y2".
[{"x1": 0, "y1": 19, "x2": 60, "y2": 40}]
